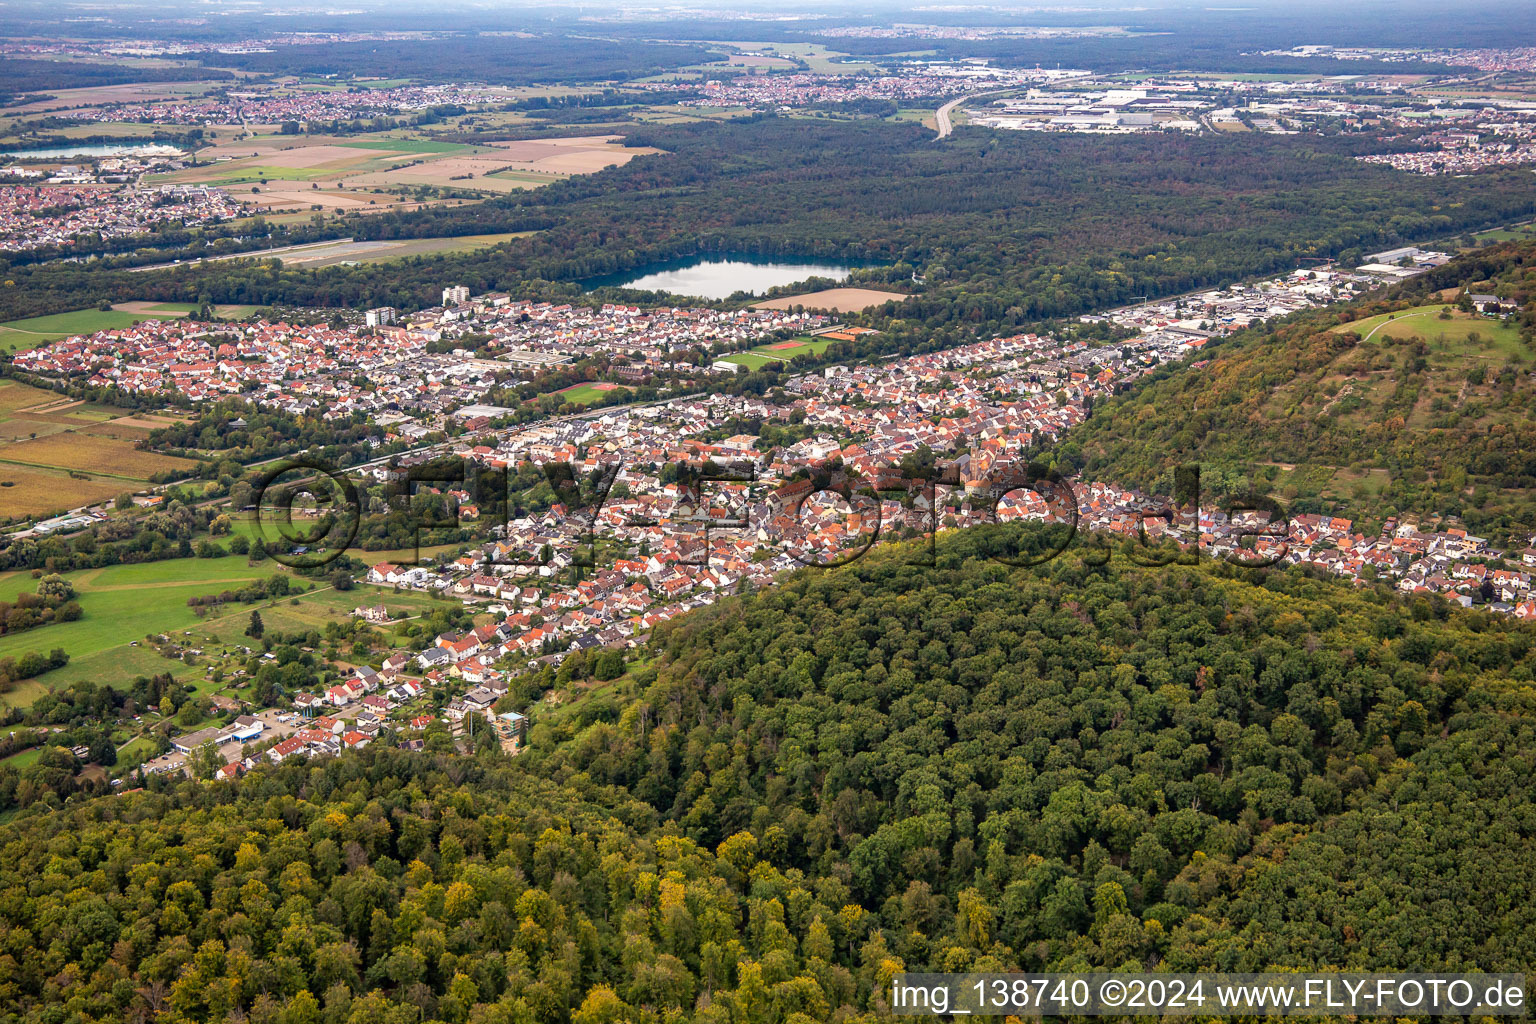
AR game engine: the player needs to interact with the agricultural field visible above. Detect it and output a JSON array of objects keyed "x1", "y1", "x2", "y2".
[
  {"x1": 0, "y1": 80, "x2": 217, "y2": 119},
  {"x1": 266, "y1": 231, "x2": 536, "y2": 267},
  {"x1": 347, "y1": 135, "x2": 659, "y2": 193},
  {"x1": 2, "y1": 430, "x2": 193, "y2": 482},
  {"x1": 150, "y1": 138, "x2": 477, "y2": 188},
  {"x1": 753, "y1": 286, "x2": 907, "y2": 313},
  {"x1": 0, "y1": 380, "x2": 198, "y2": 521},
  {"x1": 149, "y1": 133, "x2": 657, "y2": 205},
  {"x1": 699, "y1": 41, "x2": 875, "y2": 75}
]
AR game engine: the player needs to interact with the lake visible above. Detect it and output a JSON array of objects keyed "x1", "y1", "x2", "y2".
[
  {"x1": 583, "y1": 254, "x2": 866, "y2": 300},
  {"x1": 0, "y1": 143, "x2": 185, "y2": 160}
]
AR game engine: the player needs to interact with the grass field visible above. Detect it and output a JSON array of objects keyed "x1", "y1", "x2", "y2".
[
  {"x1": 719, "y1": 351, "x2": 780, "y2": 370},
  {"x1": 1240, "y1": 303, "x2": 1536, "y2": 438},
  {"x1": 1471, "y1": 223, "x2": 1536, "y2": 244},
  {"x1": 550, "y1": 382, "x2": 626, "y2": 406},
  {"x1": 0, "y1": 555, "x2": 270, "y2": 703},
  {"x1": 272, "y1": 231, "x2": 535, "y2": 268},
  {"x1": 0, "y1": 745, "x2": 44, "y2": 770},
  {"x1": 228, "y1": 512, "x2": 470, "y2": 567},
  {"x1": 0, "y1": 553, "x2": 451, "y2": 708},
  {"x1": 340, "y1": 138, "x2": 469, "y2": 154},
  {"x1": 489, "y1": 169, "x2": 571, "y2": 185},
  {"x1": 196, "y1": 164, "x2": 349, "y2": 184},
  {"x1": 0, "y1": 308, "x2": 170, "y2": 353},
  {"x1": 1333, "y1": 304, "x2": 1524, "y2": 356},
  {"x1": 718, "y1": 333, "x2": 850, "y2": 369}
]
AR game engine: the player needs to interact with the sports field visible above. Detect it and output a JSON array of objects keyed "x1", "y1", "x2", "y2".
[
  {"x1": 717, "y1": 333, "x2": 860, "y2": 369},
  {"x1": 552, "y1": 382, "x2": 625, "y2": 406}
]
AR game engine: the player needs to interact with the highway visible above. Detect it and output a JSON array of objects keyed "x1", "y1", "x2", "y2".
[{"x1": 934, "y1": 89, "x2": 1020, "y2": 139}]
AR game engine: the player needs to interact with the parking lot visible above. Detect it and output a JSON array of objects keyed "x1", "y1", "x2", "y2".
[{"x1": 140, "y1": 708, "x2": 303, "y2": 777}]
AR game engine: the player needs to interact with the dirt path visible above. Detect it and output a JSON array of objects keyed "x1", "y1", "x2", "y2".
[
  {"x1": 15, "y1": 397, "x2": 84, "y2": 415},
  {"x1": 1359, "y1": 311, "x2": 1433, "y2": 343}
]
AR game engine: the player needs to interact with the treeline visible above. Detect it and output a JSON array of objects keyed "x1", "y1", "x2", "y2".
[
  {"x1": 0, "y1": 500, "x2": 226, "y2": 573},
  {"x1": 145, "y1": 400, "x2": 391, "y2": 467},
  {"x1": 0, "y1": 59, "x2": 232, "y2": 100},
  {"x1": 0, "y1": 573, "x2": 78, "y2": 635},
  {"x1": 0, "y1": 647, "x2": 68, "y2": 692},
  {"x1": 185, "y1": 573, "x2": 295, "y2": 610},
  {"x1": 202, "y1": 37, "x2": 724, "y2": 85}
]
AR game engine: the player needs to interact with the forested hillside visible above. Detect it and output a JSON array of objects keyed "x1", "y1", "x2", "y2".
[
  {"x1": 1068, "y1": 241, "x2": 1536, "y2": 542},
  {"x1": 5, "y1": 529, "x2": 1536, "y2": 1023}
]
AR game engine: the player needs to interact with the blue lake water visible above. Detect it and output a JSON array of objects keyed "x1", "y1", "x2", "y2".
[{"x1": 583, "y1": 255, "x2": 867, "y2": 300}]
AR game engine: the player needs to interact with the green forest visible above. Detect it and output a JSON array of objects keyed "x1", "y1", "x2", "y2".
[
  {"x1": 7, "y1": 120, "x2": 1536, "y2": 329},
  {"x1": 1067, "y1": 240, "x2": 1536, "y2": 541},
  {"x1": 5, "y1": 528, "x2": 1536, "y2": 1023}
]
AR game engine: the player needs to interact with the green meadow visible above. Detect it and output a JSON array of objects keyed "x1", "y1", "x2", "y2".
[{"x1": 0, "y1": 309, "x2": 161, "y2": 353}]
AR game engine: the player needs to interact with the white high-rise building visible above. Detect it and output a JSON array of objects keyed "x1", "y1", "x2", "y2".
[{"x1": 442, "y1": 285, "x2": 470, "y2": 306}]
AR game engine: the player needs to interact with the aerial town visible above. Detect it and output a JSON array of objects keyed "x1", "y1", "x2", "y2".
[
  {"x1": 5, "y1": 4, "x2": 1536, "y2": 1016},
  {"x1": 0, "y1": 183, "x2": 243, "y2": 250},
  {"x1": 13, "y1": 249, "x2": 1531, "y2": 785}
]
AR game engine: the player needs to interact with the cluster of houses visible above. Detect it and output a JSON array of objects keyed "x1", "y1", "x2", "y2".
[
  {"x1": 154, "y1": 646, "x2": 532, "y2": 780},
  {"x1": 0, "y1": 183, "x2": 242, "y2": 251},
  {"x1": 351, "y1": 297, "x2": 1536, "y2": 684},
  {"x1": 1359, "y1": 121, "x2": 1536, "y2": 175},
  {"x1": 14, "y1": 315, "x2": 502, "y2": 414},
  {"x1": 634, "y1": 61, "x2": 1065, "y2": 109},
  {"x1": 71, "y1": 82, "x2": 515, "y2": 127},
  {"x1": 13, "y1": 294, "x2": 822, "y2": 423},
  {"x1": 436, "y1": 296, "x2": 830, "y2": 372}
]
